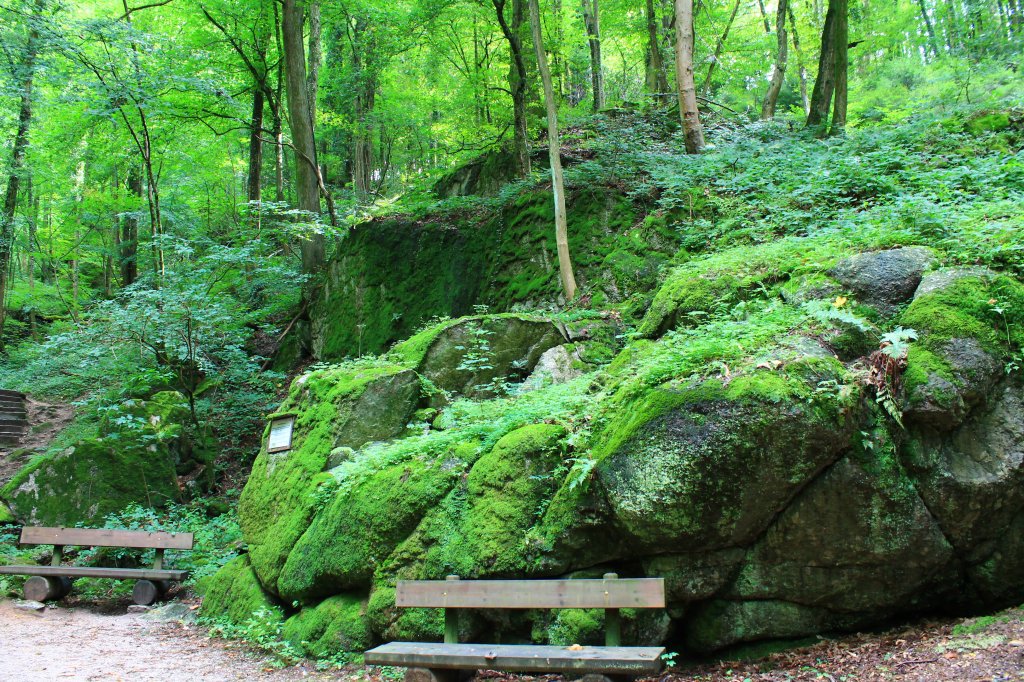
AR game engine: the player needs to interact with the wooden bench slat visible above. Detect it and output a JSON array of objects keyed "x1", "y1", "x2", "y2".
[
  {"x1": 397, "y1": 578, "x2": 665, "y2": 609},
  {"x1": 19, "y1": 527, "x2": 194, "y2": 550},
  {"x1": 0, "y1": 565, "x2": 188, "y2": 581},
  {"x1": 365, "y1": 642, "x2": 665, "y2": 675}
]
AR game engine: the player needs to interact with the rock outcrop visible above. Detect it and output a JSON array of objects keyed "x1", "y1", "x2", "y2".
[{"x1": 205, "y1": 243, "x2": 1024, "y2": 656}]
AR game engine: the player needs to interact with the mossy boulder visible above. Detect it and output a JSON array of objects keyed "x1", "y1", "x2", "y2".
[
  {"x1": 393, "y1": 315, "x2": 565, "y2": 398},
  {"x1": 595, "y1": 369, "x2": 858, "y2": 552},
  {"x1": 239, "y1": 363, "x2": 423, "y2": 595},
  {"x1": 728, "y1": 456, "x2": 957, "y2": 613},
  {"x1": 829, "y1": 246, "x2": 935, "y2": 315},
  {"x1": 199, "y1": 554, "x2": 283, "y2": 626},
  {"x1": 283, "y1": 593, "x2": 371, "y2": 657},
  {"x1": 902, "y1": 382, "x2": 1024, "y2": 602},
  {"x1": 1, "y1": 437, "x2": 180, "y2": 526}
]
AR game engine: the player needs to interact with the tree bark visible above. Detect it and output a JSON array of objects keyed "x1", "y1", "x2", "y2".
[
  {"x1": 121, "y1": 164, "x2": 141, "y2": 286},
  {"x1": 645, "y1": 0, "x2": 669, "y2": 99},
  {"x1": 761, "y1": 0, "x2": 790, "y2": 119},
  {"x1": 699, "y1": 0, "x2": 741, "y2": 94},
  {"x1": 281, "y1": 0, "x2": 325, "y2": 274},
  {"x1": 916, "y1": 0, "x2": 940, "y2": 57},
  {"x1": 806, "y1": 0, "x2": 838, "y2": 133},
  {"x1": 0, "y1": 0, "x2": 43, "y2": 347},
  {"x1": 350, "y1": 15, "x2": 377, "y2": 198},
  {"x1": 247, "y1": 87, "x2": 265, "y2": 203},
  {"x1": 788, "y1": 3, "x2": 810, "y2": 114},
  {"x1": 829, "y1": 0, "x2": 848, "y2": 136},
  {"x1": 527, "y1": 0, "x2": 577, "y2": 301},
  {"x1": 581, "y1": 0, "x2": 604, "y2": 111},
  {"x1": 494, "y1": 0, "x2": 532, "y2": 177},
  {"x1": 674, "y1": 0, "x2": 704, "y2": 153},
  {"x1": 307, "y1": 0, "x2": 322, "y2": 123}
]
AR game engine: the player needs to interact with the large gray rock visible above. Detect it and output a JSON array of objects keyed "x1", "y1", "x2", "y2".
[
  {"x1": 830, "y1": 247, "x2": 935, "y2": 313},
  {"x1": 409, "y1": 316, "x2": 566, "y2": 399}
]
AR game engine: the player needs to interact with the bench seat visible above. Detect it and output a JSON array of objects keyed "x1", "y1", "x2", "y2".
[
  {"x1": 364, "y1": 642, "x2": 666, "y2": 676},
  {"x1": 0, "y1": 564, "x2": 188, "y2": 581}
]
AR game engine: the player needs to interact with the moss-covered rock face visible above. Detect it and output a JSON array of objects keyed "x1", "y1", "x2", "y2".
[
  {"x1": 0, "y1": 393, "x2": 201, "y2": 526},
  {"x1": 199, "y1": 554, "x2": 283, "y2": 625},
  {"x1": 217, "y1": 244, "x2": 1024, "y2": 657},
  {"x1": 309, "y1": 187, "x2": 676, "y2": 360}
]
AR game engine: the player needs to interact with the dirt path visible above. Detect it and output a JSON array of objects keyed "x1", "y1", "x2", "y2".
[
  {"x1": 0, "y1": 600, "x2": 335, "y2": 682},
  {"x1": 2, "y1": 597, "x2": 1023, "y2": 682}
]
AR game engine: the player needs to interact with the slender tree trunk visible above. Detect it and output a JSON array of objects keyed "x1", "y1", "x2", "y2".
[
  {"x1": 788, "y1": 3, "x2": 810, "y2": 114},
  {"x1": 527, "y1": 0, "x2": 577, "y2": 301},
  {"x1": 806, "y1": 0, "x2": 838, "y2": 133},
  {"x1": 307, "y1": 0, "x2": 322, "y2": 123},
  {"x1": 0, "y1": 1, "x2": 42, "y2": 348},
  {"x1": 281, "y1": 0, "x2": 325, "y2": 275},
  {"x1": 917, "y1": 0, "x2": 940, "y2": 57},
  {"x1": 350, "y1": 16, "x2": 377, "y2": 198},
  {"x1": 699, "y1": 0, "x2": 741, "y2": 94},
  {"x1": 645, "y1": 0, "x2": 669, "y2": 99},
  {"x1": 494, "y1": 0, "x2": 532, "y2": 177},
  {"x1": 122, "y1": 164, "x2": 141, "y2": 286},
  {"x1": 829, "y1": 0, "x2": 848, "y2": 136},
  {"x1": 28, "y1": 186, "x2": 38, "y2": 337},
  {"x1": 761, "y1": 0, "x2": 790, "y2": 119},
  {"x1": 756, "y1": 0, "x2": 772, "y2": 33},
  {"x1": 247, "y1": 87, "x2": 265, "y2": 203},
  {"x1": 674, "y1": 0, "x2": 704, "y2": 153},
  {"x1": 581, "y1": 0, "x2": 604, "y2": 111}
]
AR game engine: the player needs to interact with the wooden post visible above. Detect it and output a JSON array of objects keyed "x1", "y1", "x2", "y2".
[
  {"x1": 444, "y1": 575, "x2": 460, "y2": 644},
  {"x1": 603, "y1": 572, "x2": 621, "y2": 647},
  {"x1": 153, "y1": 548, "x2": 164, "y2": 571},
  {"x1": 50, "y1": 545, "x2": 64, "y2": 566}
]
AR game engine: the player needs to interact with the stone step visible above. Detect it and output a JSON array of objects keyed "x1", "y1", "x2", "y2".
[
  {"x1": 0, "y1": 415, "x2": 28, "y2": 426},
  {"x1": 0, "y1": 389, "x2": 26, "y2": 400}
]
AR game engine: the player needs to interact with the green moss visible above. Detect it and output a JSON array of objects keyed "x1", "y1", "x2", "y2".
[
  {"x1": 546, "y1": 608, "x2": 604, "y2": 646},
  {"x1": 200, "y1": 555, "x2": 283, "y2": 626},
  {"x1": 1, "y1": 437, "x2": 180, "y2": 526},
  {"x1": 965, "y1": 112, "x2": 1011, "y2": 134},
  {"x1": 277, "y1": 452, "x2": 463, "y2": 601},
  {"x1": 282, "y1": 593, "x2": 371, "y2": 656},
  {"x1": 366, "y1": 583, "x2": 444, "y2": 641},
  {"x1": 239, "y1": 361, "x2": 417, "y2": 594},
  {"x1": 0, "y1": 502, "x2": 15, "y2": 524}
]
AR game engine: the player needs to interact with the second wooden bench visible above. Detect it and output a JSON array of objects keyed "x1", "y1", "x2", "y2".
[
  {"x1": 0, "y1": 526, "x2": 194, "y2": 605},
  {"x1": 364, "y1": 573, "x2": 666, "y2": 682}
]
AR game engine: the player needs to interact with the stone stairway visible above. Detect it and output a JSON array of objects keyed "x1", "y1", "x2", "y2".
[{"x1": 0, "y1": 390, "x2": 28, "y2": 447}]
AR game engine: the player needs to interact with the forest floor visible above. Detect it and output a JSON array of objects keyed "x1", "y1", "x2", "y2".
[{"x1": 1, "y1": 597, "x2": 1022, "y2": 681}]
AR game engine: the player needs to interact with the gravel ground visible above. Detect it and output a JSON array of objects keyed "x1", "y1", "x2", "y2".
[{"x1": 2, "y1": 598, "x2": 1023, "y2": 682}]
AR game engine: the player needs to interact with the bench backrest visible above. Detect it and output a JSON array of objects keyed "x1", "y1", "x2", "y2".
[
  {"x1": 20, "y1": 526, "x2": 194, "y2": 550},
  {"x1": 396, "y1": 576, "x2": 665, "y2": 609}
]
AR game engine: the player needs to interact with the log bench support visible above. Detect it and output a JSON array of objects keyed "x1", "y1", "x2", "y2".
[
  {"x1": 365, "y1": 573, "x2": 667, "y2": 682},
  {"x1": 0, "y1": 526, "x2": 194, "y2": 606}
]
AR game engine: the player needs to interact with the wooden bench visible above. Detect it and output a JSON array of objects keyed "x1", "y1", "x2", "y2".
[
  {"x1": 364, "y1": 574, "x2": 666, "y2": 682},
  {"x1": 0, "y1": 526, "x2": 194, "y2": 605}
]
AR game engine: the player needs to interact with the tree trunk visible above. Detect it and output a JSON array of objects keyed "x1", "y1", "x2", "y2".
[
  {"x1": 0, "y1": 1, "x2": 42, "y2": 348},
  {"x1": 699, "y1": 0, "x2": 741, "y2": 94},
  {"x1": 674, "y1": 0, "x2": 704, "y2": 153},
  {"x1": 281, "y1": 0, "x2": 325, "y2": 275},
  {"x1": 527, "y1": 0, "x2": 577, "y2": 300},
  {"x1": 122, "y1": 164, "x2": 141, "y2": 286},
  {"x1": 247, "y1": 87, "x2": 265, "y2": 203},
  {"x1": 788, "y1": 3, "x2": 810, "y2": 114},
  {"x1": 581, "y1": 0, "x2": 604, "y2": 111},
  {"x1": 761, "y1": 0, "x2": 790, "y2": 119},
  {"x1": 27, "y1": 176, "x2": 38, "y2": 336},
  {"x1": 494, "y1": 0, "x2": 532, "y2": 177},
  {"x1": 351, "y1": 16, "x2": 377, "y2": 198},
  {"x1": 828, "y1": 0, "x2": 848, "y2": 136},
  {"x1": 917, "y1": 0, "x2": 940, "y2": 57},
  {"x1": 645, "y1": 0, "x2": 669, "y2": 99},
  {"x1": 806, "y1": 0, "x2": 838, "y2": 133},
  {"x1": 756, "y1": 0, "x2": 772, "y2": 33},
  {"x1": 307, "y1": 0, "x2": 322, "y2": 124}
]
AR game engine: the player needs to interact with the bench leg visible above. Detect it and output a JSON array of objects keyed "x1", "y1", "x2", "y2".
[
  {"x1": 404, "y1": 668, "x2": 469, "y2": 682},
  {"x1": 132, "y1": 579, "x2": 168, "y2": 606},
  {"x1": 24, "y1": 576, "x2": 70, "y2": 602}
]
